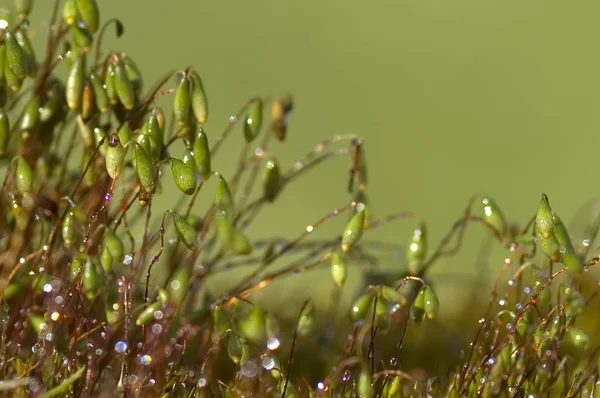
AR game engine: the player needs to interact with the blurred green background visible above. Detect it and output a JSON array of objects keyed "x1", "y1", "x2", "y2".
[{"x1": 27, "y1": 1, "x2": 600, "y2": 321}]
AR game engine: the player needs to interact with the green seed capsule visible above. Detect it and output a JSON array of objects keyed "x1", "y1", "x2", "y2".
[
  {"x1": 330, "y1": 250, "x2": 347, "y2": 287},
  {"x1": 15, "y1": 0, "x2": 33, "y2": 20},
  {"x1": 230, "y1": 228, "x2": 252, "y2": 255},
  {"x1": 0, "y1": 43, "x2": 6, "y2": 83},
  {"x1": 117, "y1": 122, "x2": 132, "y2": 145},
  {"x1": 103, "y1": 229, "x2": 124, "y2": 263},
  {"x1": 212, "y1": 305, "x2": 230, "y2": 336},
  {"x1": 81, "y1": 149, "x2": 95, "y2": 188},
  {"x1": 113, "y1": 58, "x2": 135, "y2": 110},
  {"x1": 406, "y1": 224, "x2": 426, "y2": 276},
  {"x1": 350, "y1": 293, "x2": 373, "y2": 322},
  {"x1": 28, "y1": 314, "x2": 47, "y2": 335},
  {"x1": 380, "y1": 285, "x2": 407, "y2": 306},
  {"x1": 83, "y1": 257, "x2": 105, "y2": 301},
  {"x1": 243, "y1": 99, "x2": 263, "y2": 143},
  {"x1": 62, "y1": 0, "x2": 78, "y2": 26},
  {"x1": 14, "y1": 30, "x2": 36, "y2": 75},
  {"x1": 297, "y1": 300, "x2": 316, "y2": 338},
  {"x1": 70, "y1": 254, "x2": 85, "y2": 280},
  {"x1": 105, "y1": 133, "x2": 125, "y2": 179},
  {"x1": 569, "y1": 327, "x2": 590, "y2": 350},
  {"x1": 341, "y1": 204, "x2": 366, "y2": 252},
  {"x1": 4, "y1": 55, "x2": 24, "y2": 92},
  {"x1": 62, "y1": 204, "x2": 86, "y2": 247},
  {"x1": 215, "y1": 175, "x2": 234, "y2": 214},
  {"x1": 88, "y1": 71, "x2": 108, "y2": 113},
  {"x1": 536, "y1": 230, "x2": 560, "y2": 262},
  {"x1": 411, "y1": 287, "x2": 426, "y2": 324},
  {"x1": 0, "y1": 109, "x2": 7, "y2": 154},
  {"x1": 5, "y1": 31, "x2": 28, "y2": 79},
  {"x1": 132, "y1": 141, "x2": 154, "y2": 196},
  {"x1": 481, "y1": 197, "x2": 506, "y2": 236},
  {"x1": 105, "y1": 61, "x2": 118, "y2": 105},
  {"x1": 18, "y1": 95, "x2": 40, "y2": 134},
  {"x1": 227, "y1": 334, "x2": 243, "y2": 364},
  {"x1": 75, "y1": 0, "x2": 100, "y2": 33},
  {"x1": 66, "y1": 54, "x2": 85, "y2": 111},
  {"x1": 422, "y1": 285, "x2": 439, "y2": 319},
  {"x1": 72, "y1": 24, "x2": 93, "y2": 52},
  {"x1": 80, "y1": 78, "x2": 94, "y2": 119},
  {"x1": 170, "y1": 158, "x2": 196, "y2": 195},
  {"x1": 173, "y1": 73, "x2": 191, "y2": 125},
  {"x1": 235, "y1": 302, "x2": 266, "y2": 344},
  {"x1": 173, "y1": 213, "x2": 198, "y2": 249},
  {"x1": 93, "y1": 126, "x2": 108, "y2": 156},
  {"x1": 216, "y1": 209, "x2": 234, "y2": 248},
  {"x1": 136, "y1": 300, "x2": 163, "y2": 326},
  {"x1": 189, "y1": 70, "x2": 208, "y2": 125},
  {"x1": 193, "y1": 128, "x2": 211, "y2": 181},
  {"x1": 143, "y1": 107, "x2": 163, "y2": 145},
  {"x1": 182, "y1": 146, "x2": 197, "y2": 171},
  {"x1": 135, "y1": 133, "x2": 159, "y2": 163},
  {"x1": 358, "y1": 371, "x2": 374, "y2": 398},
  {"x1": 100, "y1": 244, "x2": 113, "y2": 274},
  {"x1": 15, "y1": 157, "x2": 33, "y2": 194},
  {"x1": 4, "y1": 282, "x2": 23, "y2": 301},
  {"x1": 123, "y1": 56, "x2": 143, "y2": 94},
  {"x1": 535, "y1": 194, "x2": 554, "y2": 239},
  {"x1": 263, "y1": 157, "x2": 281, "y2": 202},
  {"x1": 168, "y1": 267, "x2": 190, "y2": 305}
]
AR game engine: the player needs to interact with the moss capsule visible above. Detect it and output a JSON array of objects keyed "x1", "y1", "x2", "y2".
[
  {"x1": 263, "y1": 157, "x2": 281, "y2": 202},
  {"x1": 136, "y1": 300, "x2": 163, "y2": 326},
  {"x1": 114, "y1": 57, "x2": 135, "y2": 110},
  {"x1": 168, "y1": 267, "x2": 190, "y2": 305},
  {"x1": 105, "y1": 133, "x2": 125, "y2": 179},
  {"x1": 170, "y1": 158, "x2": 196, "y2": 195},
  {"x1": 244, "y1": 99, "x2": 263, "y2": 143},
  {"x1": 406, "y1": 224, "x2": 426, "y2": 276},
  {"x1": 132, "y1": 141, "x2": 155, "y2": 197},
  {"x1": 193, "y1": 127, "x2": 211, "y2": 181},
  {"x1": 0, "y1": 108, "x2": 8, "y2": 154},
  {"x1": 350, "y1": 293, "x2": 373, "y2": 322},
  {"x1": 173, "y1": 73, "x2": 191, "y2": 125},
  {"x1": 5, "y1": 55, "x2": 24, "y2": 92},
  {"x1": 173, "y1": 213, "x2": 198, "y2": 249},
  {"x1": 380, "y1": 285, "x2": 407, "y2": 306},
  {"x1": 66, "y1": 54, "x2": 85, "y2": 111},
  {"x1": 88, "y1": 71, "x2": 108, "y2": 113},
  {"x1": 105, "y1": 61, "x2": 118, "y2": 105},
  {"x1": 72, "y1": 24, "x2": 93, "y2": 52},
  {"x1": 227, "y1": 334, "x2": 243, "y2": 364},
  {"x1": 341, "y1": 204, "x2": 366, "y2": 252},
  {"x1": 535, "y1": 194, "x2": 554, "y2": 239},
  {"x1": 0, "y1": 43, "x2": 5, "y2": 83},
  {"x1": 189, "y1": 69, "x2": 208, "y2": 125},
  {"x1": 15, "y1": 0, "x2": 33, "y2": 20},
  {"x1": 14, "y1": 30, "x2": 36, "y2": 76},
  {"x1": 215, "y1": 175, "x2": 234, "y2": 214},
  {"x1": 411, "y1": 287, "x2": 426, "y2": 324},
  {"x1": 5, "y1": 31, "x2": 28, "y2": 79},
  {"x1": 422, "y1": 285, "x2": 439, "y2": 319},
  {"x1": 481, "y1": 197, "x2": 506, "y2": 236},
  {"x1": 117, "y1": 122, "x2": 132, "y2": 145},
  {"x1": 100, "y1": 244, "x2": 113, "y2": 274},
  {"x1": 82, "y1": 257, "x2": 105, "y2": 301},
  {"x1": 230, "y1": 228, "x2": 252, "y2": 255},
  {"x1": 62, "y1": 0, "x2": 78, "y2": 26},
  {"x1": 234, "y1": 302, "x2": 266, "y2": 344},
  {"x1": 569, "y1": 327, "x2": 590, "y2": 350},
  {"x1": 358, "y1": 371, "x2": 374, "y2": 398},
  {"x1": 18, "y1": 95, "x2": 40, "y2": 134},
  {"x1": 75, "y1": 0, "x2": 100, "y2": 33},
  {"x1": 15, "y1": 157, "x2": 34, "y2": 194},
  {"x1": 28, "y1": 314, "x2": 47, "y2": 335},
  {"x1": 330, "y1": 250, "x2": 347, "y2": 287},
  {"x1": 80, "y1": 78, "x2": 94, "y2": 120},
  {"x1": 296, "y1": 300, "x2": 316, "y2": 338},
  {"x1": 123, "y1": 55, "x2": 143, "y2": 94}
]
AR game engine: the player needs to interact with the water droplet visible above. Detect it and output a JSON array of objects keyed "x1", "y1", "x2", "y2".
[
  {"x1": 50, "y1": 312, "x2": 60, "y2": 321},
  {"x1": 115, "y1": 341, "x2": 128, "y2": 353},
  {"x1": 197, "y1": 377, "x2": 207, "y2": 388},
  {"x1": 152, "y1": 324, "x2": 163, "y2": 334},
  {"x1": 267, "y1": 337, "x2": 280, "y2": 350},
  {"x1": 317, "y1": 382, "x2": 325, "y2": 390},
  {"x1": 45, "y1": 333, "x2": 53, "y2": 342},
  {"x1": 123, "y1": 255, "x2": 133, "y2": 265},
  {"x1": 140, "y1": 355, "x2": 152, "y2": 366},
  {"x1": 240, "y1": 361, "x2": 258, "y2": 378},
  {"x1": 262, "y1": 356, "x2": 275, "y2": 370},
  {"x1": 229, "y1": 116, "x2": 237, "y2": 123},
  {"x1": 154, "y1": 311, "x2": 164, "y2": 320},
  {"x1": 507, "y1": 280, "x2": 514, "y2": 286},
  {"x1": 342, "y1": 370, "x2": 351, "y2": 382}
]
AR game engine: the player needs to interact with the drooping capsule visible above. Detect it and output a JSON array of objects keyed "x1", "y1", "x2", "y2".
[
  {"x1": 66, "y1": 54, "x2": 85, "y2": 110},
  {"x1": 88, "y1": 71, "x2": 108, "y2": 113},
  {"x1": 0, "y1": 108, "x2": 8, "y2": 154},
  {"x1": 227, "y1": 334, "x2": 243, "y2": 364},
  {"x1": 411, "y1": 287, "x2": 426, "y2": 324},
  {"x1": 193, "y1": 127, "x2": 211, "y2": 181},
  {"x1": 481, "y1": 197, "x2": 506, "y2": 236},
  {"x1": 100, "y1": 244, "x2": 113, "y2": 274},
  {"x1": 14, "y1": 29, "x2": 36, "y2": 75},
  {"x1": 357, "y1": 371, "x2": 374, "y2": 398},
  {"x1": 243, "y1": 99, "x2": 263, "y2": 143},
  {"x1": 380, "y1": 285, "x2": 407, "y2": 306},
  {"x1": 144, "y1": 107, "x2": 164, "y2": 145},
  {"x1": 230, "y1": 227, "x2": 252, "y2": 255},
  {"x1": 15, "y1": 0, "x2": 34, "y2": 20},
  {"x1": 71, "y1": 24, "x2": 93, "y2": 52},
  {"x1": 234, "y1": 302, "x2": 266, "y2": 344},
  {"x1": 406, "y1": 224, "x2": 426, "y2": 276},
  {"x1": 173, "y1": 73, "x2": 191, "y2": 125},
  {"x1": 296, "y1": 300, "x2": 316, "y2": 338},
  {"x1": 4, "y1": 55, "x2": 24, "y2": 92},
  {"x1": 135, "y1": 133, "x2": 159, "y2": 163},
  {"x1": 27, "y1": 314, "x2": 47, "y2": 335},
  {"x1": 215, "y1": 175, "x2": 234, "y2": 214},
  {"x1": 170, "y1": 158, "x2": 196, "y2": 195},
  {"x1": 330, "y1": 250, "x2": 347, "y2": 287},
  {"x1": 105, "y1": 133, "x2": 125, "y2": 179},
  {"x1": 17, "y1": 95, "x2": 40, "y2": 135},
  {"x1": 75, "y1": 0, "x2": 100, "y2": 33},
  {"x1": 80, "y1": 78, "x2": 95, "y2": 119},
  {"x1": 82, "y1": 257, "x2": 105, "y2": 300},
  {"x1": 535, "y1": 194, "x2": 554, "y2": 239},
  {"x1": 113, "y1": 57, "x2": 135, "y2": 110},
  {"x1": 263, "y1": 157, "x2": 281, "y2": 202},
  {"x1": 173, "y1": 213, "x2": 198, "y2": 249},
  {"x1": 93, "y1": 126, "x2": 108, "y2": 156},
  {"x1": 568, "y1": 327, "x2": 591, "y2": 350},
  {"x1": 15, "y1": 156, "x2": 34, "y2": 194},
  {"x1": 62, "y1": 0, "x2": 78, "y2": 26},
  {"x1": 350, "y1": 293, "x2": 373, "y2": 322},
  {"x1": 189, "y1": 69, "x2": 208, "y2": 125},
  {"x1": 168, "y1": 267, "x2": 190, "y2": 305},
  {"x1": 341, "y1": 204, "x2": 366, "y2": 252},
  {"x1": 62, "y1": 204, "x2": 86, "y2": 247},
  {"x1": 132, "y1": 141, "x2": 154, "y2": 204},
  {"x1": 81, "y1": 149, "x2": 96, "y2": 188},
  {"x1": 5, "y1": 31, "x2": 29, "y2": 80},
  {"x1": 0, "y1": 43, "x2": 5, "y2": 83},
  {"x1": 105, "y1": 61, "x2": 118, "y2": 105},
  {"x1": 422, "y1": 285, "x2": 439, "y2": 319},
  {"x1": 552, "y1": 213, "x2": 583, "y2": 275},
  {"x1": 123, "y1": 55, "x2": 143, "y2": 94},
  {"x1": 117, "y1": 122, "x2": 132, "y2": 145},
  {"x1": 136, "y1": 300, "x2": 164, "y2": 326}
]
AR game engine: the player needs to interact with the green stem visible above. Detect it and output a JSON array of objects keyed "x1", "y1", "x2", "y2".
[{"x1": 41, "y1": 366, "x2": 85, "y2": 398}]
